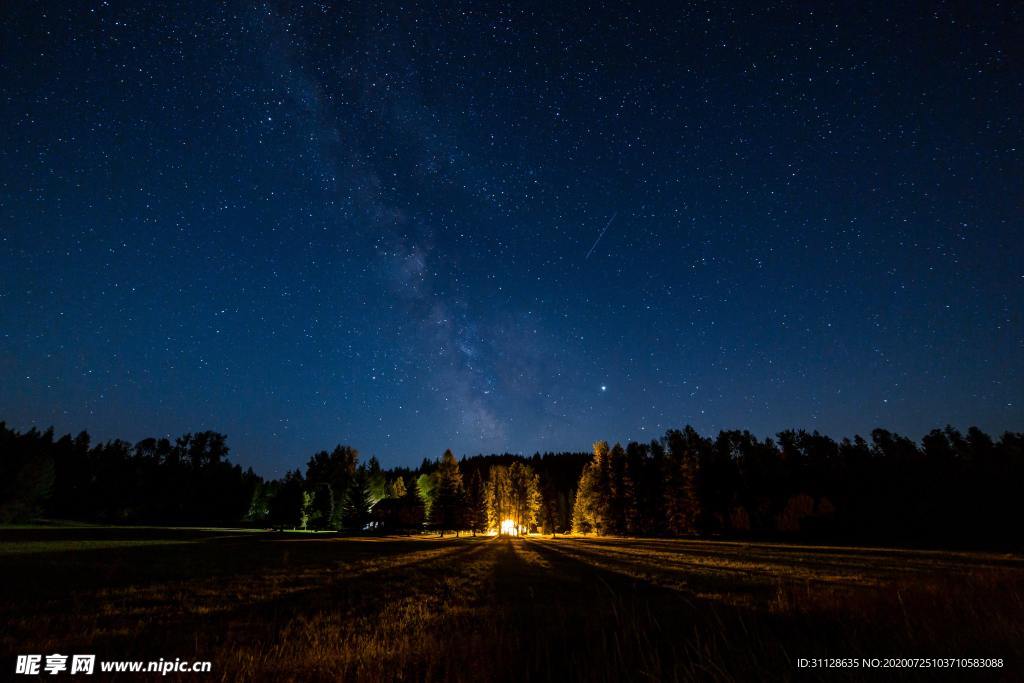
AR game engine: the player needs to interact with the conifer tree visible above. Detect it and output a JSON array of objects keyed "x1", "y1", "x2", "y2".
[
  {"x1": 342, "y1": 465, "x2": 373, "y2": 531},
  {"x1": 508, "y1": 461, "x2": 541, "y2": 534},
  {"x1": 571, "y1": 483, "x2": 591, "y2": 534},
  {"x1": 465, "y1": 469, "x2": 488, "y2": 536},
  {"x1": 486, "y1": 465, "x2": 511, "y2": 534},
  {"x1": 664, "y1": 428, "x2": 703, "y2": 534},
  {"x1": 572, "y1": 441, "x2": 612, "y2": 534},
  {"x1": 432, "y1": 449, "x2": 466, "y2": 536},
  {"x1": 416, "y1": 472, "x2": 438, "y2": 521},
  {"x1": 607, "y1": 442, "x2": 640, "y2": 534}
]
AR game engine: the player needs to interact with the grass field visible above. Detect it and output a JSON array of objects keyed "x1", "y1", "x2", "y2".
[{"x1": 1, "y1": 527, "x2": 1021, "y2": 681}]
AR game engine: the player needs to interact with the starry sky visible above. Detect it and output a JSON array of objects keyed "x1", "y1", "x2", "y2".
[{"x1": 2, "y1": 2, "x2": 1021, "y2": 476}]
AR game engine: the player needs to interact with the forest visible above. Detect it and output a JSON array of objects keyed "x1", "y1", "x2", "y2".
[{"x1": 1, "y1": 421, "x2": 1021, "y2": 549}]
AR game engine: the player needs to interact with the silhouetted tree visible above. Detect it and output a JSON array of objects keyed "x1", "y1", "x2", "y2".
[
  {"x1": 306, "y1": 482, "x2": 335, "y2": 530},
  {"x1": 664, "y1": 428, "x2": 705, "y2": 535},
  {"x1": 306, "y1": 445, "x2": 358, "y2": 528},
  {"x1": 432, "y1": 449, "x2": 466, "y2": 536},
  {"x1": 465, "y1": 469, "x2": 488, "y2": 536},
  {"x1": 342, "y1": 465, "x2": 373, "y2": 531},
  {"x1": 0, "y1": 434, "x2": 54, "y2": 522},
  {"x1": 607, "y1": 442, "x2": 639, "y2": 534},
  {"x1": 3, "y1": 419, "x2": 1022, "y2": 550},
  {"x1": 269, "y1": 470, "x2": 306, "y2": 529}
]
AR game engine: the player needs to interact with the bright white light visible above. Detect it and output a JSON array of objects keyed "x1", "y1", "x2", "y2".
[
  {"x1": 500, "y1": 519, "x2": 516, "y2": 535},
  {"x1": 600, "y1": 385, "x2": 607, "y2": 392}
]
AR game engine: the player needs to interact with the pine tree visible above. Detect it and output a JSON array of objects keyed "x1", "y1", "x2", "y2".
[
  {"x1": 268, "y1": 470, "x2": 306, "y2": 530},
  {"x1": 432, "y1": 449, "x2": 466, "y2": 536},
  {"x1": 305, "y1": 482, "x2": 334, "y2": 530},
  {"x1": 366, "y1": 455, "x2": 387, "y2": 505},
  {"x1": 538, "y1": 478, "x2": 560, "y2": 535},
  {"x1": 342, "y1": 466, "x2": 373, "y2": 531},
  {"x1": 572, "y1": 441, "x2": 612, "y2": 534},
  {"x1": 664, "y1": 428, "x2": 703, "y2": 535},
  {"x1": 465, "y1": 469, "x2": 488, "y2": 536},
  {"x1": 571, "y1": 479, "x2": 591, "y2": 534},
  {"x1": 305, "y1": 444, "x2": 358, "y2": 529},
  {"x1": 486, "y1": 465, "x2": 511, "y2": 534},
  {"x1": 508, "y1": 461, "x2": 541, "y2": 535},
  {"x1": 416, "y1": 472, "x2": 438, "y2": 521},
  {"x1": 608, "y1": 443, "x2": 639, "y2": 534}
]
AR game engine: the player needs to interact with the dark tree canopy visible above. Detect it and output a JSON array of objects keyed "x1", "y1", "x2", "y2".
[
  {"x1": 1, "y1": 421, "x2": 1020, "y2": 550},
  {"x1": 432, "y1": 450, "x2": 466, "y2": 536}
]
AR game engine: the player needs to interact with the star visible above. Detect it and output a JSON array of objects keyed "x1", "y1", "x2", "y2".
[{"x1": 0, "y1": 1, "x2": 1017, "y2": 474}]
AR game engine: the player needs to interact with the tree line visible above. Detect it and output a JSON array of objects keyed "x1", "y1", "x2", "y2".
[
  {"x1": 573, "y1": 427, "x2": 1022, "y2": 548},
  {"x1": 0, "y1": 425, "x2": 259, "y2": 525},
  {"x1": 1, "y1": 421, "x2": 1020, "y2": 548},
  {"x1": 267, "y1": 448, "x2": 548, "y2": 536}
]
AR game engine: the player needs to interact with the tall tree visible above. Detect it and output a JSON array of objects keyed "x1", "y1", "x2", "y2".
[
  {"x1": 416, "y1": 472, "x2": 438, "y2": 522},
  {"x1": 0, "y1": 447, "x2": 54, "y2": 523},
  {"x1": 366, "y1": 455, "x2": 388, "y2": 505},
  {"x1": 508, "y1": 461, "x2": 541, "y2": 535},
  {"x1": 342, "y1": 465, "x2": 373, "y2": 531},
  {"x1": 465, "y1": 469, "x2": 488, "y2": 536},
  {"x1": 306, "y1": 445, "x2": 359, "y2": 528},
  {"x1": 486, "y1": 465, "x2": 512, "y2": 534},
  {"x1": 269, "y1": 470, "x2": 306, "y2": 530},
  {"x1": 305, "y1": 482, "x2": 334, "y2": 530},
  {"x1": 432, "y1": 449, "x2": 466, "y2": 536},
  {"x1": 572, "y1": 441, "x2": 612, "y2": 534},
  {"x1": 607, "y1": 442, "x2": 639, "y2": 534},
  {"x1": 664, "y1": 428, "x2": 703, "y2": 535},
  {"x1": 538, "y1": 477, "x2": 561, "y2": 536}
]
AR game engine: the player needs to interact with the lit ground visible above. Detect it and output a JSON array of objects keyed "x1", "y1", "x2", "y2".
[{"x1": 1, "y1": 527, "x2": 1021, "y2": 681}]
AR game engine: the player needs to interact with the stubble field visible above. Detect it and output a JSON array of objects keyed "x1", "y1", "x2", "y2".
[{"x1": 1, "y1": 527, "x2": 1021, "y2": 681}]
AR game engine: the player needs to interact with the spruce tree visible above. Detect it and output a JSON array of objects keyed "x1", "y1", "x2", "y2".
[
  {"x1": 342, "y1": 466, "x2": 373, "y2": 531},
  {"x1": 465, "y1": 469, "x2": 488, "y2": 536},
  {"x1": 664, "y1": 428, "x2": 703, "y2": 535},
  {"x1": 432, "y1": 449, "x2": 466, "y2": 536},
  {"x1": 486, "y1": 465, "x2": 511, "y2": 534},
  {"x1": 572, "y1": 441, "x2": 612, "y2": 534},
  {"x1": 509, "y1": 461, "x2": 541, "y2": 534}
]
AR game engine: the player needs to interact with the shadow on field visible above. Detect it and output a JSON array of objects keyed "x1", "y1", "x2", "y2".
[
  {"x1": 569, "y1": 536, "x2": 1024, "y2": 580},
  {"x1": 538, "y1": 538, "x2": 779, "y2": 602},
  {"x1": 2, "y1": 530, "x2": 1021, "y2": 682},
  {"x1": 103, "y1": 539, "x2": 489, "y2": 659},
  {"x1": 0, "y1": 528, "x2": 469, "y2": 598},
  {"x1": 505, "y1": 538, "x2": 1022, "y2": 682},
  {"x1": 491, "y1": 537, "x2": 774, "y2": 682},
  {"x1": 1, "y1": 529, "x2": 491, "y2": 670}
]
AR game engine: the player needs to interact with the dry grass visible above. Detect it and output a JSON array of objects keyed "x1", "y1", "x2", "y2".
[{"x1": 1, "y1": 528, "x2": 1021, "y2": 681}]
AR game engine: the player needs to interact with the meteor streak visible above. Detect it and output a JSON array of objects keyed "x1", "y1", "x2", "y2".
[{"x1": 584, "y1": 212, "x2": 618, "y2": 260}]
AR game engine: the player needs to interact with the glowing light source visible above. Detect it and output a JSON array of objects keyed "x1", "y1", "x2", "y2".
[{"x1": 500, "y1": 519, "x2": 517, "y2": 536}]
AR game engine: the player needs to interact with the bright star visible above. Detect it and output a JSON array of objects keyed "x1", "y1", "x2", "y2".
[{"x1": 600, "y1": 385, "x2": 607, "y2": 392}]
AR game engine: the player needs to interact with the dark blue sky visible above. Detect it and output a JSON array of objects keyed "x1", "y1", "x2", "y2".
[{"x1": 2, "y1": 2, "x2": 1021, "y2": 476}]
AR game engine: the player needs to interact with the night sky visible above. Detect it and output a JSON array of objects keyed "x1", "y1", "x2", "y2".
[{"x1": 2, "y1": 2, "x2": 1021, "y2": 476}]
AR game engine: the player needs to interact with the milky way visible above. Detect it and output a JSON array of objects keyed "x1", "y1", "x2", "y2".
[{"x1": 1, "y1": 2, "x2": 1021, "y2": 474}]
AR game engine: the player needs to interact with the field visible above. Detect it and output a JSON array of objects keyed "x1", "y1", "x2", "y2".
[{"x1": 1, "y1": 527, "x2": 1022, "y2": 681}]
